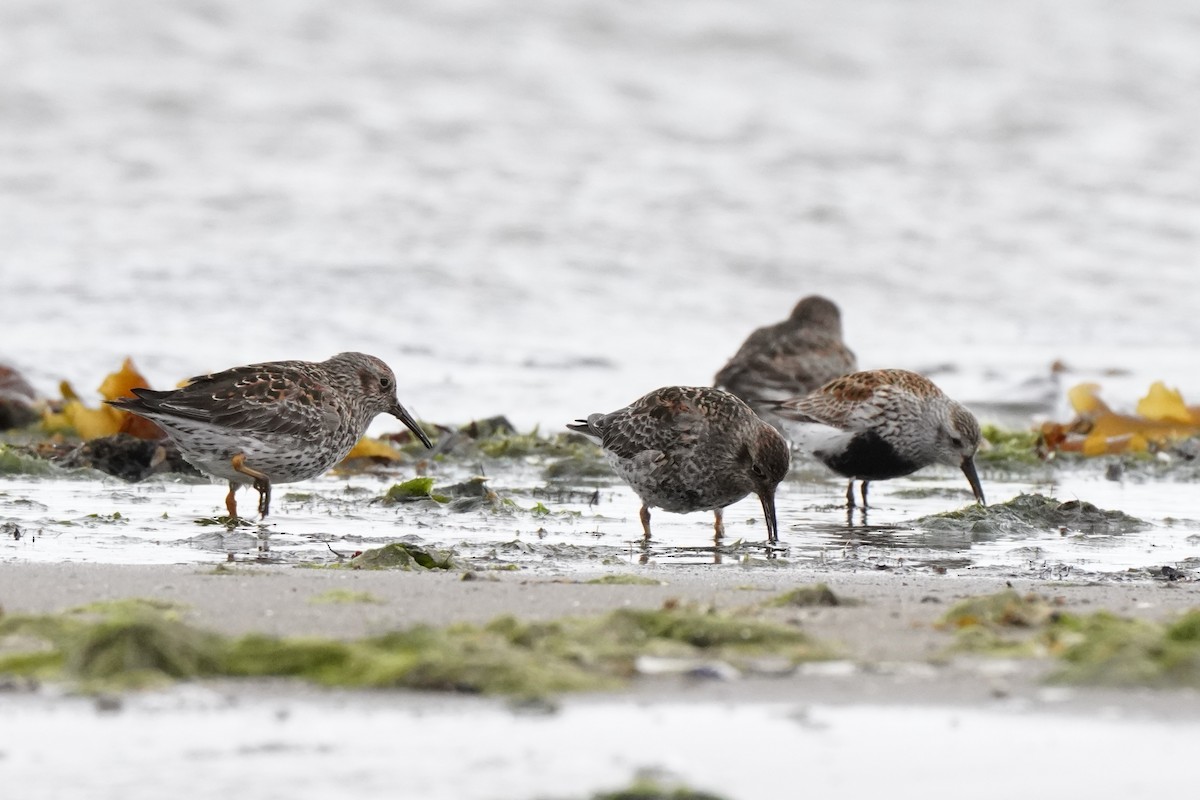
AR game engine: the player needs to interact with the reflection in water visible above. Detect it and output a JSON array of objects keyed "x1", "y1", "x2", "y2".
[
  {"x1": 0, "y1": 468, "x2": 1195, "y2": 579},
  {"x1": 635, "y1": 538, "x2": 789, "y2": 566}
]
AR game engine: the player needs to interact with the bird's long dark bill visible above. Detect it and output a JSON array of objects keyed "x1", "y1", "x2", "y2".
[
  {"x1": 758, "y1": 491, "x2": 780, "y2": 544},
  {"x1": 391, "y1": 402, "x2": 433, "y2": 449},
  {"x1": 961, "y1": 456, "x2": 986, "y2": 505}
]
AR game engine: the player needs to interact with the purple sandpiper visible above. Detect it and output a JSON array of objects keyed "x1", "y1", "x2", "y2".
[
  {"x1": 109, "y1": 352, "x2": 432, "y2": 519},
  {"x1": 714, "y1": 295, "x2": 856, "y2": 430},
  {"x1": 568, "y1": 386, "x2": 791, "y2": 543},
  {"x1": 772, "y1": 368, "x2": 985, "y2": 509}
]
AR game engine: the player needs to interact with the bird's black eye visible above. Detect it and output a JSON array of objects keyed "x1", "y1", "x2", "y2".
[
  {"x1": 950, "y1": 437, "x2": 963, "y2": 449},
  {"x1": 379, "y1": 376, "x2": 392, "y2": 390}
]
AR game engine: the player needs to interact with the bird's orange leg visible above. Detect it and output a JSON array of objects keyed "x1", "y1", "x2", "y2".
[
  {"x1": 639, "y1": 504, "x2": 652, "y2": 539},
  {"x1": 225, "y1": 482, "x2": 239, "y2": 519},
  {"x1": 713, "y1": 508, "x2": 725, "y2": 540},
  {"x1": 231, "y1": 454, "x2": 272, "y2": 518}
]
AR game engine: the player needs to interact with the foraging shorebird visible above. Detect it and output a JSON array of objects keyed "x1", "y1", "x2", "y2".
[
  {"x1": 774, "y1": 369, "x2": 985, "y2": 509},
  {"x1": 110, "y1": 352, "x2": 432, "y2": 519},
  {"x1": 569, "y1": 386, "x2": 791, "y2": 543}
]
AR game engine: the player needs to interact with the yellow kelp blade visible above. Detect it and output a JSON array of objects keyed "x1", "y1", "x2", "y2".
[
  {"x1": 1135, "y1": 382, "x2": 1197, "y2": 424},
  {"x1": 341, "y1": 437, "x2": 404, "y2": 463},
  {"x1": 42, "y1": 358, "x2": 161, "y2": 440}
]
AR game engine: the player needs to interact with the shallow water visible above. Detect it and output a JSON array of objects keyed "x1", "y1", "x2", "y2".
[
  {"x1": 3, "y1": 458, "x2": 1196, "y2": 579},
  {"x1": 3, "y1": 689, "x2": 1197, "y2": 800},
  {"x1": 4, "y1": 0, "x2": 1198, "y2": 573}
]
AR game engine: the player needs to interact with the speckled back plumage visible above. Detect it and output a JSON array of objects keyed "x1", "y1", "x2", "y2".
[
  {"x1": 569, "y1": 386, "x2": 790, "y2": 519},
  {"x1": 714, "y1": 296, "x2": 856, "y2": 427},
  {"x1": 110, "y1": 352, "x2": 419, "y2": 486}
]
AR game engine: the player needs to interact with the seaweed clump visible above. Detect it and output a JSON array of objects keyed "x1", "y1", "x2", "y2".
[
  {"x1": 939, "y1": 590, "x2": 1200, "y2": 687},
  {"x1": 765, "y1": 584, "x2": 851, "y2": 608},
  {"x1": 591, "y1": 778, "x2": 729, "y2": 800},
  {"x1": 1051, "y1": 610, "x2": 1200, "y2": 688},
  {"x1": 977, "y1": 425, "x2": 1043, "y2": 468},
  {"x1": 0, "y1": 598, "x2": 830, "y2": 695},
  {"x1": 585, "y1": 574, "x2": 665, "y2": 586},
  {"x1": 347, "y1": 543, "x2": 458, "y2": 571},
  {"x1": 914, "y1": 493, "x2": 1148, "y2": 536},
  {"x1": 937, "y1": 589, "x2": 1063, "y2": 657}
]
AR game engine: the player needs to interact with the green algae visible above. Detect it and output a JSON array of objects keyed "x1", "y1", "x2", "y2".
[
  {"x1": 937, "y1": 590, "x2": 1062, "y2": 657},
  {"x1": 441, "y1": 418, "x2": 605, "y2": 466},
  {"x1": 889, "y1": 486, "x2": 978, "y2": 500},
  {"x1": 915, "y1": 492, "x2": 1148, "y2": 535},
  {"x1": 205, "y1": 563, "x2": 261, "y2": 576},
  {"x1": 67, "y1": 615, "x2": 225, "y2": 688},
  {"x1": 477, "y1": 429, "x2": 591, "y2": 460},
  {"x1": 1050, "y1": 610, "x2": 1200, "y2": 688},
  {"x1": 765, "y1": 584, "x2": 851, "y2": 608},
  {"x1": 309, "y1": 589, "x2": 384, "y2": 605},
  {"x1": 346, "y1": 542, "x2": 458, "y2": 571},
  {"x1": 939, "y1": 589, "x2": 1059, "y2": 631},
  {"x1": 940, "y1": 590, "x2": 1200, "y2": 687},
  {"x1": 977, "y1": 425, "x2": 1042, "y2": 467},
  {"x1": 69, "y1": 598, "x2": 190, "y2": 618},
  {"x1": 383, "y1": 477, "x2": 442, "y2": 503},
  {"x1": 0, "y1": 444, "x2": 53, "y2": 476},
  {"x1": 585, "y1": 574, "x2": 665, "y2": 586},
  {"x1": 0, "y1": 598, "x2": 830, "y2": 695},
  {"x1": 0, "y1": 602, "x2": 219, "y2": 689},
  {"x1": 592, "y1": 778, "x2": 729, "y2": 800}
]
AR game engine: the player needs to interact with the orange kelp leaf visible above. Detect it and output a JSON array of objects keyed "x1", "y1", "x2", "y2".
[
  {"x1": 1046, "y1": 382, "x2": 1200, "y2": 457},
  {"x1": 1067, "y1": 383, "x2": 1109, "y2": 416},
  {"x1": 341, "y1": 437, "x2": 404, "y2": 463},
  {"x1": 98, "y1": 358, "x2": 151, "y2": 402},
  {"x1": 43, "y1": 358, "x2": 162, "y2": 441},
  {"x1": 1082, "y1": 412, "x2": 1196, "y2": 455},
  {"x1": 1039, "y1": 422, "x2": 1080, "y2": 452},
  {"x1": 62, "y1": 400, "x2": 124, "y2": 440},
  {"x1": 1082, "y1": 430, "x2": 1149, "y2": 456},
  {"x1": 119, "y1": 409, "x2": 166, "y2": 440},
  {"x1": 1135, "y1": 382, "x2": 1195, "y2": 424}
]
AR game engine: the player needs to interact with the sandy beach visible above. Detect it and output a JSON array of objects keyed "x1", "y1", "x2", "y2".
[
  {"x1": 2, "y1": 560, "x2": 1197, "y2": 709},
  {"x1": 4, "y1": 558, "x2": 1200, "y2": 800}
]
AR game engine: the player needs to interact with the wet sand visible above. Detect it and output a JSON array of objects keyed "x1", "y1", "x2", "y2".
[
  {"x1": 5, "y1": 560, "x2": 1200, "y2": 800},
  {"x1": 3, "y1": 560, "x2": 1197, "y2": 713}
]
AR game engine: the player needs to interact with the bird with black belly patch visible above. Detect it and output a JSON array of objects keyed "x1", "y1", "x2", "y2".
[{"x1": 773, "y1": 369, "x2": 986, "y2": 509}]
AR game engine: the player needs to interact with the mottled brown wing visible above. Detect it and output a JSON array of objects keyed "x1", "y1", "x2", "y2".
[
  {"x1": 598, "y1": 387, "x2": 708, "y2": 461},
  {"x1": 713, "y1": 326, "x2": 779, "y2": 388},
  {"x1": 775, "y1": 370, "x2": 912, "y2": 430},
  {"x1": 761, "y1": 337, "x2": 855, "y2": 394},
  {"x1": 131, "y1": 361, "x2": 341, "y2": 437},
  {"x1": 717, "y1": 325, "x2": 855, "y2": 400}
]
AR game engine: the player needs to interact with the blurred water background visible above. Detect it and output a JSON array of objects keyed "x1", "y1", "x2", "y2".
[{"x1": 2, "y1": 0, "x2": 1198, "y2": 433}]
